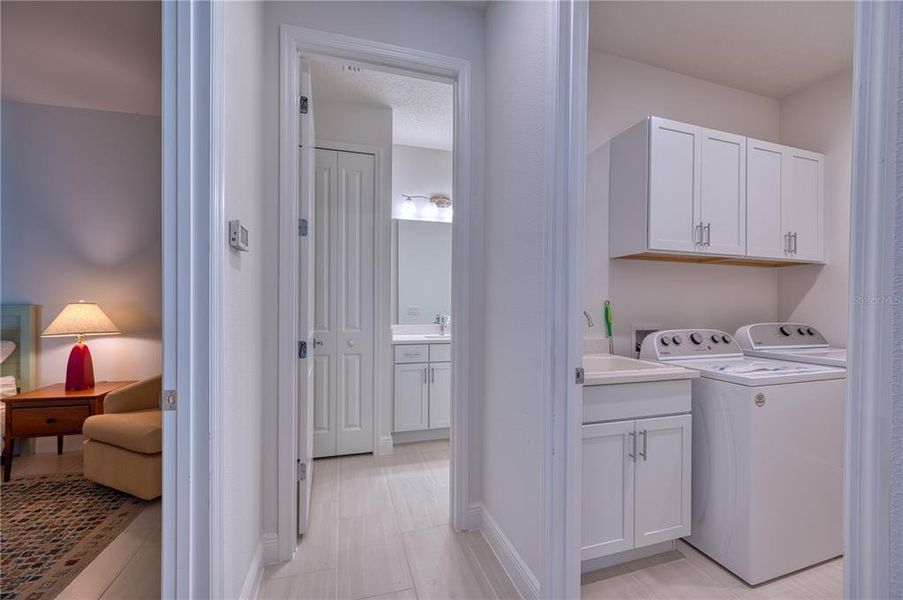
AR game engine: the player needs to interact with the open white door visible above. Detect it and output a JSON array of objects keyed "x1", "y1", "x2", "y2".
[{"x1": 297, "y1": 60, "x2": 316, "y2": 535}]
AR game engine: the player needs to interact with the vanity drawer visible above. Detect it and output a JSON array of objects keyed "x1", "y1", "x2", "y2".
[
  {"x1": 395, "y1": 344, "x2": 430, "y2": 364},
  {"x1": 429, "y1": 344, "x2": 451, "y2": 362}
]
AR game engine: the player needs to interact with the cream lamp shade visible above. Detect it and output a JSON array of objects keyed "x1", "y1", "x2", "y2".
[{"x1": 42, "y1": 301, "x2": 121, "y2": 341}]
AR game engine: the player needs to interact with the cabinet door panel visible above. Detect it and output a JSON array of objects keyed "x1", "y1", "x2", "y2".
[
  {"x1": 634, "y1": 414, "x2": 691, "y2": 548},
  {"x1": 648, "y1": 118, "x2": 701, "y2": 253},
  {"x1": 428, "y1": 362, "x2": 451, "y2": 429},
  {"x1": 747, "y1": 139, "x2": 786, "y2": 259},
  {"x1": 394, "y1": 363, "x2": 429, "y2": 432},
  {"x1": 582, "y1": 421, "x2": 636, "y2": 560},
  {"x1": 700, "y1": 129, "x2": 746, "y2": 256},
  {"x1": 783, "y1": 150, "x2": 823, "y2": 261}
]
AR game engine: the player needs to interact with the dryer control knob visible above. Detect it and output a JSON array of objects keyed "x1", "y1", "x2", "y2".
[
  {"x1": 660, "y1": 336, "x2": 671, "y2": 346},
  {"x1": 779, "y1": 325, "x2": 793, "y2": 336},
  {"x1": 711, "y1": 334, "x2": 721, "y2": 343},
  {"x1": 672, "y1": 335, "x2": 683, "y2": 345},
  {"x1": 690, "y1": 332, "x2": 703, "y2": 344},
  {"x1": 722, "y1": 334, "x2": 731, "y2": 344}
]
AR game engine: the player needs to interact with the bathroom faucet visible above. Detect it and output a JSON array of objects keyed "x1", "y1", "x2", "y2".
[
  {"x1": 583, "y1": 310, "x2": 594, "y2": 328},
  {"x1": 435, "y1": 314, "x2": 451, "y2": 335}
]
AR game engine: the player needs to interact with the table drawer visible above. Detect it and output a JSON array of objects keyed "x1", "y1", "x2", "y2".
[
  {"x1": 10, "y1": 405, "x2": 91, "y2": 436},
  {"x1": 395, "y1": 344, "x2": 430, "y2": 363}
]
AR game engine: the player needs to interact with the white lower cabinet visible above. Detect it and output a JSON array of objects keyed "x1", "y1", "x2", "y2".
[
  {"x1": 393, "y1": 343, "x2": 450, "y2": 433},
  {"x1": 582, "y1": 414, "x2": 691, "y2": 561},
  {"x1": 428, "y1": 362, "x2": 451, "y2": 429}
]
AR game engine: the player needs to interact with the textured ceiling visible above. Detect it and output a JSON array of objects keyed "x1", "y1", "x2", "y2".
[
  {"x1": 311, "y1": 62, "x2": 453, "y2": 151},
  {"x1": 589, "y1": 1, "x2": 853, "y2": 99},
  {"x1": 1, "y1": 1, "x2": 161, "y2": 116}
]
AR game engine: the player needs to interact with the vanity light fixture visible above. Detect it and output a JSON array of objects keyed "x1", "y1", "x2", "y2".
[{"x1": 401, "y1": 194, "x2": 453, "y2": 220}]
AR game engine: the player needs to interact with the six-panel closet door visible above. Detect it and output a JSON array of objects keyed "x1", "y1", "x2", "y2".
[{"x1": 312, "y1": 148, "x2": 376, "y2": 458}]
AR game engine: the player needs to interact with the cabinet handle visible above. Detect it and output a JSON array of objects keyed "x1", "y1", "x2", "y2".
[
  {"x1": 639, "y1": 430, "x2": 648, "y2": 461},
  {"x1": 628, "y1": 431, "x2": 636, "y2": 461},
  {"x1": 422, "y1": 368, "x2": 427, "y2": 384},
  {"x1": 694, "y1": 222, "x2": 702, "y2": 246},
  {"x1": 430, "y1": 368, "x2": 435, "y2": 383},
  {"x1": 784, "y1": 232, "x2": 790, "y2": 253},
  {"x1": 704, "y1": 222, "x2": 711, "y2": 246},
  {"x1": 46, "y1": 418, "x2": 56, "y2": 424},
  {"x1": 792, "y1": 232, "x2": 798, "y2": 254}
]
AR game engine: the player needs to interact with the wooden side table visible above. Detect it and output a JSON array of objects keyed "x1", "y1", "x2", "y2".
[{"x1": 1, "y1": 381, "x2": 136, "y2": 481}]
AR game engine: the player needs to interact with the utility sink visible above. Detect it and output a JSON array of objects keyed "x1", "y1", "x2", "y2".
[{"x1": 582, "y1": 354, "x2": 697, "y2": 386}]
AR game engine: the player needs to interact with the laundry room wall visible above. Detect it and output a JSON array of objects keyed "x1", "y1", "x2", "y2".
[
  {"x1": 585, "y1": 51, "x2": 782, "y2": 354},
  {"x1": 777, "y1": 69, "x2": 853, "y2": 347}
]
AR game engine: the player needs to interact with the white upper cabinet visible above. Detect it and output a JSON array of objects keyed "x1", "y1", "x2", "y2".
[
  {"x1": 699, "y1": 129, "x2": 746, "y2": 256},
  {"x1": 783, "y1": 149, "x2": 823, "y2": 261},
  {"x1": 648, "y1": 118, "x2": 701, "y2": 253},
  {"x1": 747, "y1": 139, "x2": 786, "y2": 259},
  {"x1": 747, "y1": 139, "x2": 824, "y2": 262},
  {"x1": 609, "y1": 117, "x2": 824, "y2": 265}
]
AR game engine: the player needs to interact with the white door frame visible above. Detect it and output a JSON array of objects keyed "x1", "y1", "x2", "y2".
[
  {"x1": 546, "y1": 1, "x2": 588, "y2": 598},
  {"x1": 161, "y1": 0, "x2": 225, "y2": 597},
  {"x1": 276, "y1": 25, "x2": 475, "y2": 562},
  {"x1": 845, "y1": 2, "x2": 901, "y2": 597},
  {"x1": 313, "y1": 138, "x2": 385, "y2": 459}
]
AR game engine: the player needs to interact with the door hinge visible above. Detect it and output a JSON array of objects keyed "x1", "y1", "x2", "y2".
[
  {"x1": 298, "y1": 218, "x2": 309, "y2": 237},
  {"x1": 298, "y1": 340, "x2": 308, "y2": 359},
  {"x1": 161, "y1": 389, "x2": 177, "y2": 412},
  {"x1": 297, "y1": 461, "x2": 307, "y2": 481},
  {"x1": 300, "y1": 96, "x2": 309, "y2": 114},
  {"x1": 575, "y1": 367, "x2": 585, "y2": 385}
]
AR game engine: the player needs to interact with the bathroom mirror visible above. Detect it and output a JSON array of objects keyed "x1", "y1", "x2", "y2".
[{"x1": 394, "y1": 219, "x2": 452, "y2": 325}]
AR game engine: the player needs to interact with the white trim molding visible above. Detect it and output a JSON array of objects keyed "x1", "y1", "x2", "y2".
[
  {"x1": 161, "y1": 1, "x2": 224, "y2": 596},
  {"x1": 476, "y1": 503, "x2": 541, "y2": 600},
  {"x1": 543, "y1": 1, "x2": 588, "y2": 598},
  {"x1": 239, "y1": 538, "x2": 266, "y2": 600},
  {"x1": 276, "y1": 24, "x2": 477, "y2": 561},
  {"x1": 846, "y1": 2, "x2": 901, "y2": 598}
]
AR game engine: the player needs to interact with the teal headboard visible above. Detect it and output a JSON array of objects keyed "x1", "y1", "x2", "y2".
[{"x1": 1, "y1": 304, "x2": 38, "y2": 393}]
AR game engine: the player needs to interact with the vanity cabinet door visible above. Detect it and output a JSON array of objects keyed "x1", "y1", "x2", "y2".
[
  {"x1": 394, "y1": 363, "x2": 429, "y2": 432},
  {"x1": 648, "y1": 117, "x2": 702, "y2": 253},
  {"x1": 428, "y1": 362, "x2": 451, "y2": 429},
  {"x1": 634, "y1": 414, "x2": 691, "y2": 548},
  {"x1": 582, "y1": 421, "x2": 636, "y2": 560}
]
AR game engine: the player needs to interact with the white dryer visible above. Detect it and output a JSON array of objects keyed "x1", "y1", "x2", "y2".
[
  {"x1": 735, "y1": 323, "x2": 846, "y2": 368},
  {"x1": 640, "y1": 329, "x2": 845, "y2": 585}
]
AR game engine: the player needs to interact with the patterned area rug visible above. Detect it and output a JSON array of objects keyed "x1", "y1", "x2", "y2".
[{"x1": 0, "y1": 473, "x2": 148, "y2": 600}]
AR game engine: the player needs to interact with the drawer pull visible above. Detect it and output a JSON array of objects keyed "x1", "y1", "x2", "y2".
[{"x1": 46, "y1": 418, "x2": 56, "y2": 424}]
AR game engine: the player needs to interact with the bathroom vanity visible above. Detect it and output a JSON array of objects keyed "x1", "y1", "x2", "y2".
[{"x1": 392, "y1": 334, "x2": 451, "y2": 433}]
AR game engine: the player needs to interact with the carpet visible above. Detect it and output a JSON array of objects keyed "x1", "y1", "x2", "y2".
[{"x1": 0, "y1": 473, "x2": 148, "y2": 600}]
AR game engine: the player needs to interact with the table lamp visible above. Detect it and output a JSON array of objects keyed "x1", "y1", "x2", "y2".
[{"x1": 42, "y1": 301, "x2": 121, "y2": 391}]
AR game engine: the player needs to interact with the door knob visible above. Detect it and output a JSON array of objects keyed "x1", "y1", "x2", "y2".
[
  {"x1": 313, "y1": 339, "x2": 324, "y2": 347},
  {"x1": 347, "y1": 340, "x2": 356, "y2": 347}
]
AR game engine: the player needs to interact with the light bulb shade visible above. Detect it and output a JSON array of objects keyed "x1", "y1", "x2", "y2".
[{"x1": 42, "y1": 302, "x2": 121, "y2": 338}]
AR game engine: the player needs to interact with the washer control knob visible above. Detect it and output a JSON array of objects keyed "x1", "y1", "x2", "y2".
[
  {"x1": 690, "y1": 332, "x2": 703, "y2": 344},
  {"x1": 798, "y1": 327, "x2": 807, "y2": 335},
  {"x1": 807, "y1": 327, "x2": 815, "y2": 335},
  {"x1": 711, "y1": 334, "x2": 720, "y2": 343},
  {"x1": 779, "y1": 325, "x2": 793, "y2": 336},
  {"x1": 660, "y1": 336, "x2": 671, "y2": 346},
  {"x1": 722, "y1": 334, "x2": 731, "y2": 344},
  {"x1": 672, "y1": 335, "x2": 683, "y2": 345}
]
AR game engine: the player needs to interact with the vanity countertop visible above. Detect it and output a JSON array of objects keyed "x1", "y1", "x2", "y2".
[{"x1": 392, "y1": 334, "x2": 451, "y2": 345}]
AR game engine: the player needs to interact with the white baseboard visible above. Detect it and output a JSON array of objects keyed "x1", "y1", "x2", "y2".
[
  {"x1": 378, "y1": 435, "x2": 394, "y2": 455},
  {"x1": 581, "y1": 540, "x2": 675, "y2": 574},
  {"x1": 262, "y1": 531, "x2": 281, "y2": 565},
  {"x1": 475, "y1": 503, "x2": 540, "y2": 600},
  {"x1": 391, "y1": 428, "x2": 450, "y2": 445},
  {"x1": 240, "y1": 537, "x2": 266, "y2": 600}
]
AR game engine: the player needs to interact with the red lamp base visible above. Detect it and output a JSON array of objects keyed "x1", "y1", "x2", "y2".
[{"x1": 65, "y1": 343, "x2": 95, "y2": 391}]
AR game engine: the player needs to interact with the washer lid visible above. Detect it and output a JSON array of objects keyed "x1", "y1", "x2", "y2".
[
  {"x1": 743, "y1": 347, "x2": 847, "y2": 368},
  {"x1": 672, "y1": 357, "x2": 846, "y2": 385}
]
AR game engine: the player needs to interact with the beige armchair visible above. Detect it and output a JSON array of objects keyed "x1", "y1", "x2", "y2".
[{"x1": 82, "y1": 375, "x2": 162, "y2": 500}]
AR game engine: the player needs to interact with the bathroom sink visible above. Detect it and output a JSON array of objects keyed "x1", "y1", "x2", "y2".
[{"x1": 582, "y1": 354, "x2": 697, "y2": 385}]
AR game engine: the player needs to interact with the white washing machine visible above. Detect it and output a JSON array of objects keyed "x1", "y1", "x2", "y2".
[
  {"x1": 735, "y1": 323, "x2": 846, "y2": 368},
  {"x1": 640, "y1": 329, "x2": 845, "y2": 585}
]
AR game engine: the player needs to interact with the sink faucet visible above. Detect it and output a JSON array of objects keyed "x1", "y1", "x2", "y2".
[
  {"x1": 434, "y1": 314, "x2": 451, "y2": 336},
  {"x1": 583, "y1": 310, "x2": 594, "y2": 328}
]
